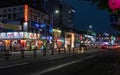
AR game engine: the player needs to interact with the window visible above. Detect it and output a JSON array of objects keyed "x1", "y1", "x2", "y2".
[
  {"x1": 8, "y1": 14, "x2": 11, "y2": 19},
  {"x1": 30, "y1": 10, "x2": 33, "y2": 13},
  {"x1": 19, "y1": 7, "x2": 22, "y2": 11},
  {"x1": 34, "y1": 11, "x2": 37, "y2": 14},
  {"x1": 47, "y1": 20, "x2": 50, "y2": 24},
  {"x1": 3, "y1": 14, "x2": 6, "y2": 18},
  {"x1": 3, "y1": 9, "x2": 7, "y2": 13},
  {"x1": 13, "y1": 13, "x2": 17, "y2": 20},
  {"x1": 18, "y1": 12, "x2": 23, "y2": 18},
  {"x1": 8, "y1": 8, "x2": 11, "y2": 12},
  {"x1": 13, "y1": 8, "x2": 17, "y2": 12},
  {"x1": 30, "y1": 15, "x2": 33, "y2": 20},
  {"x1": 34, "y1": 16, "x2": 37, "y2": 21}
]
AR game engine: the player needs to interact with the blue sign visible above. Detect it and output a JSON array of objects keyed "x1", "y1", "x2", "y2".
[
  {"x1": 30, "y1": 21, "x2": 46, "y2": 29},
  {"x1": 49, "y1": 23, "x2": 53, "y2": 33}
]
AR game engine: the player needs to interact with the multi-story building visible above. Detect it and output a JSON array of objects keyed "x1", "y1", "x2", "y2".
[
  {"x1": 0, "y1": 0, "x2": 51, "y2": 51},
  {"x1": 61, "y1": 2, "x2": 75, "y2": 29},
  {"x1": 46, "y1": 0, "x2": 75, "y2": 30}
]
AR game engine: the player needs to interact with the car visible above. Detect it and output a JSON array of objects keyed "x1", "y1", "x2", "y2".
[{"x1": 99, "y1": 45, "x2": 107, "y2": 49}]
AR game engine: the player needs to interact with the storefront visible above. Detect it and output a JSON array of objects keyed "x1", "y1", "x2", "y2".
[
  {"x1": 0, "y1": 32, "x2": 41, "y2": 51},
  {"x1": 53, "y1": 29, "x2": 62, "y2": 48},
  {"x1": 65, "y1": 32, "x2": 75, "y2": 49}
]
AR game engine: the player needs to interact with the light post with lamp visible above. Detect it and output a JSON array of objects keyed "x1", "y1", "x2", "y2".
[
  {"x1": 51, "y1": 10, "x2": 59, "y2": 55},
  {"x1": 89, "y1": 25, "x2": 93, "y2": 30}
]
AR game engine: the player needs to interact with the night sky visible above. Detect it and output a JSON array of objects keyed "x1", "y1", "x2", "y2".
[{"x1": 64, "y1": 0, "x2": 117, "y2": 33}]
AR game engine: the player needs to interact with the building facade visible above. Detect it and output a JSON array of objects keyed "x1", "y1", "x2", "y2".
[{"x1": 0, "y1": 1, "x2": 51, "y2": 51}]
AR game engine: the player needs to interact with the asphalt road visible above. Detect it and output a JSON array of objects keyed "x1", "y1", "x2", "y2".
[
  {"x1": 0, "y1": 49, "x2": 120, "y2": 75},
  {"x1": 0, "y1": 51, "x2": 97, "y2": 75},
  {"x1": 42, "y1": 49, "x2": 120, "y2": 75}
]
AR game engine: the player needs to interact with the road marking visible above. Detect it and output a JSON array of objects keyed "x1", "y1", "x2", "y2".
[
  {"x1": 32, "y1": 55, "x2": 96, "y2": 75},
  {"x1": 0, "y1": 63, "x2": 28, "y2": 69}
]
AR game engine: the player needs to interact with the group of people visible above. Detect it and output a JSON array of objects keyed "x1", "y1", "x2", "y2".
[{"x1": 0, "y1": 42, "x2": 25, "y2": 53}]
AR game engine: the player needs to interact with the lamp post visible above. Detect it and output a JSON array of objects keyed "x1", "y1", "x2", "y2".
[
  {"x1": 51, "y1": 10, "x2": 59, "y2": 55},
  {"x1": 89, "y1": 25, "x2": 92, "y2": 30}
]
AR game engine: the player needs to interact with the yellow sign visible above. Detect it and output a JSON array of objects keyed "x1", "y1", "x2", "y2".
[
  {"x1": 3, "y1": 24, "x2": 21, "y2": 30},
  {"x1": 53, "y1": 29, "x2": 61, "y2": 33}
]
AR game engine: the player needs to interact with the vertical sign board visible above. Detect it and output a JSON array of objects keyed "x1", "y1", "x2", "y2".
[
  {"x1": 23, "y1": 4, "x2": 28, "y2": 31},
  {"x1": 24, "y1": 4, "x2": 28, "y2": 22}
]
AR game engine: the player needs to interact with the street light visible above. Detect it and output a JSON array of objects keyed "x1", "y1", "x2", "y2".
[
  {"x1": 89, "y1": 25, "x2": 92, "y2": 29},
  {"x1": 51, "y1": 9, "x2": 59, "y2": 55},
  {"x1": 55, "y1": 10, "x2": 59, "y2": 14}
]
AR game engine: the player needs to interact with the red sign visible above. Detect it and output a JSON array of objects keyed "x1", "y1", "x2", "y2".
[{"x1": 24, "y1": 4, "x2": 28, "y2": 22}]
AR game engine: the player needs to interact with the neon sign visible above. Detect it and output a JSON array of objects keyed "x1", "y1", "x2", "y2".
[{"x1": 24, "y1": 4, "x2": 28, "y2": 22}]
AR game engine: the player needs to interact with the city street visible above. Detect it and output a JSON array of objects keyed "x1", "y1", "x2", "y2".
[
  {"x1": 0, "y1": 48, "x2": 119, "y2": 75},
  {"x1": 0, "y1": 0, "x2": 120, "y2": 75},
  {"x1": 0, "y1": 49, "x2": 99, "y2": 75},
  {"x1": 41, "y1": 49, "x2": 120, "y2": 75}
]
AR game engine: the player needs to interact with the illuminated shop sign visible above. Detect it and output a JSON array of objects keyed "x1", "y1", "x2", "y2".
[
  {"x1": 29, "y1": 33, "x2": 34, "y2": 39},
  {"x1": 7, "y1": 32, "x2": 14, "y2": 38},
  {"x1": 24, "y1": 4, "x2": 28, "y2": 22},
  {"x1": 24, "y1": 32, "x2": 29, "y2": 38},
  {"x1": 1, "y1": 33, "x2": 6, "y2": 38},
  {"x1": 0, "y1": 22, "x2": 21, "y2": 30},
  {"x1": 30, "y1": 21, "x2": 46, "y2": 29},
  {"x1": 34, "y1": 33, "x2": 40, "y2": 39},
  {"x1": 53, "y1": 29, "x2": 61, "y2": 33},
  {"x1": 42, "y1": 36, "x2": 52, "y2": 40},
  {"x1": 0, "y1": 32, "x2": 40, "y2": 39}
]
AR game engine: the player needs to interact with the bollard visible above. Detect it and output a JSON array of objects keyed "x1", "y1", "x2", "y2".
[
  {"x1": 21, "y1": 50, "x2": 25, "y2": 59},
  {"x1": 33, "y1": 49, "x2": 36, "y2": 57},
  {"x1": 69, "y1": 47, "x2": 71, "y2": 53},
  {"x1": 5, "y1": 49, "x2": 10, "y2": 61},
  {"x1": 43, "y1": 48, "x2": 46, "y2": 56},
  {"x1": 73, "y1": 47, "x2": 75, "y2": 52},
  {"x1": 64, "y1": 47, "x2": 66, "y2": 53},
  {"x1": 51, "y1": 48, "x2": 54, "y2": 55},
  {"x1": 58, "y1": 47, "x2": 60, "y2": 54}
]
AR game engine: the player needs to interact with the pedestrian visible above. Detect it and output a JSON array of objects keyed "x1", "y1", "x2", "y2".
[{"x1": 10, "y1": 43, "x2": 12, "y2": 51}]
